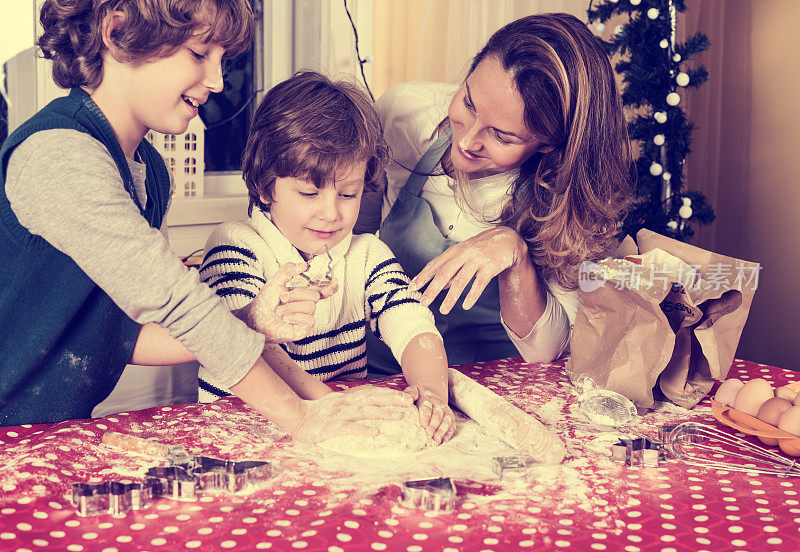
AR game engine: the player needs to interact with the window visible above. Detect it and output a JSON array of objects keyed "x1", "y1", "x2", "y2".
[
  {"x1": 184, "y1": 133, "x2": 197, "y2": 151},
  {"x1": 184, "y1": 158, "x2": 196, "y2": 175},
  {"x1": 164, "y1": 135, "x2": 176, "y2": 152}
]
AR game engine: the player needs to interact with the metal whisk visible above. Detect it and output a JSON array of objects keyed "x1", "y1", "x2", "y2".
[{"x1": 663, "y1": 422, "x2": 800, "y2": 477}]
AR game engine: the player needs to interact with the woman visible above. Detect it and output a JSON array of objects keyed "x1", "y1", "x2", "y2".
[{"x1": 357, "y1": 13, "x2": 632, "y2": 370}]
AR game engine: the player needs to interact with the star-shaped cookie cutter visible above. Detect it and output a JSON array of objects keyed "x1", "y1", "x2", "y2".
[
  {"x1": 610, "y1": 437, "x2": 665, "y2": 467},
  {"x1": 296, "y1": 244, "x2": 334, "y2": 287}
]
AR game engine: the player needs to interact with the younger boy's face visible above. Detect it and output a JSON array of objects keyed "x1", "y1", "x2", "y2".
[{"x1": 267, "y1": 161, "x2": 367, "y2": 259}]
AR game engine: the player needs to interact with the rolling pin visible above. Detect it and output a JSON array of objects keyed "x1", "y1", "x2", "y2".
[
  {"x1": 448, "y1": 368, "x2": 566, "y2": 464},
  {"x1": 101, "y1": 431, "x2": 189, "y2": 463}
]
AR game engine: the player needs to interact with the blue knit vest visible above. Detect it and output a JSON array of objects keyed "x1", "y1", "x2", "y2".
[{"x1": 0, "y1": 87, "x2": 171, "y2": 426}]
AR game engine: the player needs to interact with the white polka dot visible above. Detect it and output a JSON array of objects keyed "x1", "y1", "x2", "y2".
[
  {"x1": 344, "y1": 521, "x2": 359, "y2": 529},
  {"x1": 406, "y1": 547, "x2": 423, "y2": 552},
  {"x1": 220, "y1": 541, "x2": 237, "y2": 549},
  {"x1": 418, "y1": 521, "x2": 432, "y2": 529},
  {"x1": 767, "y1": 538, "x2": 783, "y2": 545},
  {"x1": 448, "y1": 536, "x2": 463, "y2": 543},
  {"x1": 276, "y1": 521, "x2": 291, "y2": 527},
  {"x1": 17, "y1": 523, "x2": 32, "y2": 531},
  {"x1": 31, "y1": 539, "x2": 49, "y2": 547},
  {"x1": 412, "y1": 533, "x2": 428, "y2": 541},
  {"x1": 731, "y1": 539, "x2": 747, "y2": 547},
  {"x1": 660, "y1": 535, "x2": 676, "y2": 543},
  {"x1": 488, "y1": 525, "x2": 502, "y2": 532},
  {"x1": 729, "y1": 526, "x2": 743, "y2": 533},
  {"x1": 266, "y1": 530, "x2": 281, "y2": 537},
  {"x1": 694, "y1": 527, "x2": 708, "y2": 534},
  {"x1": 286, "y1": 509, "x2": 300, "y2": 516},
  {"x1": 232, "y1": 529, "x2": 246, "y2": 536},
  {"x1": 66, "y1": 546, "x2": 84, "y2": 552},
  {"x1": 209, "y1": 516, "x2": 223, "y2": 523},
  {"x1": 520, "y1": 541, "x2": 534, "y2": 548},
  {"x1": 129, "y1": 523, "x2": 145, "y2": 531},
  {"x1": 0, "y1": 533, "x2": 16, "y2": 540},
  {"x1": 328, "y1": 547, "x2": 344, "y2": 552},
  {"x1": 555, "y1": 541, "x2": 571, "y2": 548},
  {"x1": 291, "y1": 542, "x2": 307, "y2": 549},
  {"x1": 150, "y1": 538, "x2": 167, "y2": 546},
  {"x1": 337, "y1": 534, "x2": 352, "y2": 543},
  {"x1": 371, "y1": 544, "x2": 387, "y2": 551},
  {"x1": 484, "y1": 537, "x2": 499, "y2": 545},
  {"x1": 255, "y1": 544, "x2": 271, "y2": 550},
  {"x1": 590, "y1": 544, "x2": 606, "y2": 550},
  {"x1": 115, "y1": 536, "x2": 132, "y2": 543},
  {"x1": 384, "y1": 519, "x2": 399, "y2": 526}
]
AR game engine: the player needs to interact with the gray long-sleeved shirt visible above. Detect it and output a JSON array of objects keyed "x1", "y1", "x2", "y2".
[{"x1": 5, "y1": 129, "x2": 264, "y2": 389}]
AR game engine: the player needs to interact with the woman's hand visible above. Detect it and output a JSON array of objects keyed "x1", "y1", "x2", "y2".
[
  {"x1": 237, "y1": 262, "x2": 339, "y2": 343},
  {"x1": 410, "y1": 226, "x2": 528, "y2": 314},
  {"x1": 289, "y1": 385, "x2": 414, "y2": 444},
  {"x1": 404, "y1": 385, "x2": 456, "y2": 443}
]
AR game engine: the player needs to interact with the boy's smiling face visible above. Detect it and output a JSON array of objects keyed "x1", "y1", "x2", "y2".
[{"x1": 266, "y1": 161, "x2": 367, "y2": 259}]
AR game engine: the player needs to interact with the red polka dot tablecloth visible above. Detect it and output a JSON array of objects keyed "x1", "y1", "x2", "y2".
[{"x1": 1, "y1": 358, "x2": 800, "y2": 552}]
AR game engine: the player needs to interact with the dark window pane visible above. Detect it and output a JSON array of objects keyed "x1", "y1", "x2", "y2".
[{"x1": 200, "y1": 46, "x2": 255, "y2": 172}]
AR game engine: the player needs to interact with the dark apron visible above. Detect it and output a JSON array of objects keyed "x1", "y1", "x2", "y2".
[{"x1": 367, "y1": 130, "x2": 518, "y2": 375}]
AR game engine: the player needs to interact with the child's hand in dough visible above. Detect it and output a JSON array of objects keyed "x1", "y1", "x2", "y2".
[{"x1": 404, "y1": 385, "x2": 456, "y2": 444}]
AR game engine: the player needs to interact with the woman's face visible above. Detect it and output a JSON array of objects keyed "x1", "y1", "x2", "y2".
[{"x1": 448, "y1": 56, "x2": 547, "y2": 178}]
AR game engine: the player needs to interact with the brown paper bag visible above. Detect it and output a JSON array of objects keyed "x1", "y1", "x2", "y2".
[{"x1": 566, "y1": 228, "x2": 759, "y2": 409}]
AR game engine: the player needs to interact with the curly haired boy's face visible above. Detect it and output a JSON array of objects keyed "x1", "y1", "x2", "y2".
[
  {"x1": 266, "y1": 161, "x2": 367, "y2": 259},
  {"x1": 99, "y1": 30, "x2": 226, "y2": 140}
]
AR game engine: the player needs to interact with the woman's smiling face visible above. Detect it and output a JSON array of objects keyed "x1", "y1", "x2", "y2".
[{"x1": 448, "y1": 55, "x2": 547, "y2": 178}]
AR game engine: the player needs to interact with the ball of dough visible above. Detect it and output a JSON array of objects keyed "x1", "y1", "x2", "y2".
[{"x1": 317, "y1": 404, "x2": 439, "y2": 457}]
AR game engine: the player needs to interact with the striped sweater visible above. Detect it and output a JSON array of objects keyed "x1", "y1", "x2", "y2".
[{"x1": 197, "y1": 209, "x2": 439, "y2": 402}]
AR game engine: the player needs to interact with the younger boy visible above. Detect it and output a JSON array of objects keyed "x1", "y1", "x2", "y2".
[{"x1": 198, "y1": 72, "x2": 454, "y2": 442}]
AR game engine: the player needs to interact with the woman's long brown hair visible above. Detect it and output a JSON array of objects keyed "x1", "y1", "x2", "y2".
[{"x1": 458, "y1": 13, "x2": 633, "y2": 289}]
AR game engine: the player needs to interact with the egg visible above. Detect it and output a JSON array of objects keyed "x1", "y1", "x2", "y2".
[
  {"x1": 775, "y1": 385, "x2": 798, "y2": 402},
  {"x1": 778, "y1": 406, "x2": 800, "y2": 438},
  {"x1": 733, "y1": 378, "x2": 774, "y2": 416},
  {"x1": 714, "y1": 378, "x2": 744, "y2": 407},
  {"x1": 756, "y1": 397, "x2": 793, "y2": 445}
]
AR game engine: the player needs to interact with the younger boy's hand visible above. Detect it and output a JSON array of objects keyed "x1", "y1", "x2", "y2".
[
  {"x1": 404, "y1": 385, "x2": 456, "y2": 444},
  {"x1": 244, "y1": 262, "x2": 336, "y2": 342}
]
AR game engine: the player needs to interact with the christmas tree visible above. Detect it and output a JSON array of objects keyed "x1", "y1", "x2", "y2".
[{"x1": 588, "y1": 0, "x2": 713, "y2": 241}]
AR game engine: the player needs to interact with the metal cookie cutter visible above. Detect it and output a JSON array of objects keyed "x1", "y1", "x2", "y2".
[
  {"x1": 400, "y1": 477, "x2": 457, "y2": 512},
  {"x1": 145, "y1": 466, "x2": 199, "y2": 502},
  {"x1": 190, "y1": 456, "x2": 273, "y2": 494},
  {"x1": 295, "y1": 245, "x2": 334, "y2": 287},
  {"x1": 610, "y1": 437, "x2": 665, "y2": 467},
  {"x1": 492, "y1": 455, "x2": 535, "y2": 479},
  {"x1": 71, "y1": 481, "x2": 152, "y2": 518}
]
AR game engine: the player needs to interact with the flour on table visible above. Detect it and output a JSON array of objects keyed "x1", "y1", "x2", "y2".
[{"x1": 316, "y1": 404, "x2": 438, "y2": 457}]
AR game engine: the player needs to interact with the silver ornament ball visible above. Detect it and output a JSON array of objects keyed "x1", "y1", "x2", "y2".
[
  {"x1": 650, "y1": 163, "x2": 663, "y2": 176},
  {"x1": 647, "y1": 8, "x2": 659, "y2": 19},
  {"x1": 673, "y1": 53, "x2": 682, "y2": 62},
  {"x1": 653, "y1": 134, "x2": 665, "y2": 146},
  {"x1": 679, "y1": 205, "x2": 693, "y2": 219},
  {"x1": 676, "y1": 72, "x2": 690, "y2": 87},
  {"x1": 666, "y1": 92, "x2": 681, "y2": 106},
  {"x1": 660, "y1": 39, "x2": 669, "y2": 49}
]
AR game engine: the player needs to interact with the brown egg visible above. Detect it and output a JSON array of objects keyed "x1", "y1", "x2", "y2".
[
  {"x1": 778, "y1": 406, "x2": 800, "y2": 441},
  {"x1": 733, "y1": 378, "x2": 775, "y2": 417},
  {"x1": 756, "y1": 397, "x2": 793, "y2": 445},
  {"x1": 714, "y1": 378, "x2": 744, "y2": 407},
  {"x1": 775, "y1": 385, "x2": 798, "y2": 402}
]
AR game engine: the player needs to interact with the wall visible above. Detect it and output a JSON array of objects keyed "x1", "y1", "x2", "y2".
[{"x1": 682, "y1": 0, "x2": 799, "y2": 371}]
